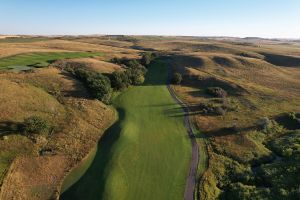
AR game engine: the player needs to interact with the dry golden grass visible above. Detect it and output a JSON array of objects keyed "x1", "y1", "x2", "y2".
[
  {"x1": 67, "y1": 58, "x2": 123, "y2": 73},
  {"x1": 0, "y1": 67, "x2": 115, "y2": 199},
  {"x1": 0, "y1": 38, "x2": 140, "y2": 60},
  {"x1": 0, "y1": 155, "x2": 70, "y2": 200},
  {"x1": 165, "y1": 39, "x2": 300, "y2": 200}
]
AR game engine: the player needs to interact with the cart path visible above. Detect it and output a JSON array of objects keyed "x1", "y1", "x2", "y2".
[{"x1": 167, "y1": 67, "x2": 199, "y2": 200}]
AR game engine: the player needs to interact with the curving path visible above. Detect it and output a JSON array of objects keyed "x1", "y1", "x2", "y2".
[{"x1": 167, "y1": 66, "x2": 199, "y2": 200}]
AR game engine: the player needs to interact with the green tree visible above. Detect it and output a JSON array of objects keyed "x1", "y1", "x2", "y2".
[
  {"x1": 126, "y1": 68, "x2": 145, "y2": 85},
  {"x1": 110, "y1": 71, "x2": 130, "y2": 90},
  {"x1": 141, "y1": 52, "x2": 156, "y2": 66},
  {"x1": 69, "y1": 67, "x2": 113, "y2": 104}
]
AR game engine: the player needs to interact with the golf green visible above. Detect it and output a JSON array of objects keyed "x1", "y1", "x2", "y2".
[{"x1": 61, "y1": 61, "x2": 191, "y2": 200}]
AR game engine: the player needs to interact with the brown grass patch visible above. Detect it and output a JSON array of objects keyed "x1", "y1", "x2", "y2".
[
  {"x1": 67, "y1": 58, "x2": 123, "y2": 73},
  {"x1": 0, "y1": 155, "x2": 69, "y2": 200}
]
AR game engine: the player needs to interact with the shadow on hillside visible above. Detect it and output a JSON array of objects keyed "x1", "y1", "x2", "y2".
[
  {"x1": 181, "y1": 75, "x2": 248, "y2": 97},
  {"x1": 263, "y1": 53, "x2": 300, "y2": 67},
  {"x1": 199, "y1": 124, "x2": 258, "y2": 139},
  {"x1": 168, "y1": 54, "x2": 205, "y2": 68},
  {"x1": 275, "y1": 113, "x2": 300, "y2": 130},
  {"x1": 212, "y1": 56, "x2": 236, "y2": 67},
  {"x1": 0, "y1": 121, "x2": 23, "y2": 137},
  {"x1": 61, "y1": 108, "x2": 124, "y2": 200}
]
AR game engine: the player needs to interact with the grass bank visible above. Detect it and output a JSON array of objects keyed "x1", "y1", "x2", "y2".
[{"x1": 61, "y1": 61, "x2": 191, "y2": 200}]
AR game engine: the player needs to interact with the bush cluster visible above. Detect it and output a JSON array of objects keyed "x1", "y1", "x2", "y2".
[
  {"x1": 67, "y1": 67, "x2": 113, "y2": 104},
  {"x1": 111, "y1": 52, "x2": 156, "y2": 68},
  {"x1": 206, "y1": 87, "x2": 227, "y2": 98},
  {"x1": 199, "y1": 102, "x2": 227, "y2": 116}
]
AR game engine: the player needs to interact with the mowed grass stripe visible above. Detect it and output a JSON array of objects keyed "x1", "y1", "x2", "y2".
[
  {"x1": 61, "y1": 61, "x2": 191, "y2": 200},
  {"x1": 0, "y1": 52, "x2": 102, "y2": 69}
]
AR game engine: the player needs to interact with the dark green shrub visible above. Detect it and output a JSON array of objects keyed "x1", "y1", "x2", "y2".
[
  {"x1": 110, "y1": 71, "x2": 130, "y2": 90},
  {"x1": 199, "y1": 103, "x2": 227, "y2": 116},
  {"x1": 126, "y1": 68, "x2": 145, "y2": 85},
  {"x1": 141, "y1": 52, "x2": 156, "y2": 66},
  {"x1": 68, "y1": 67, "x2": 113, "y2": 104},
  {"x1": 215, "y1": 106, "x2": 226, "y2": 116},
  {"x1": 127, "y1": 59, "x2": 142, "y2": 69},
  {"x1": 206, "y1": 87, "x2": 227, "y2": 98},
  {"x1": 172, "y1": 72, "x2": 182, "y2": 84},
  {"x1": 24, "y1": 116, "x2": 50, "y2": 135},
  {"x1": 86, "y1": 73, "x2": 112, "y2": 104}
]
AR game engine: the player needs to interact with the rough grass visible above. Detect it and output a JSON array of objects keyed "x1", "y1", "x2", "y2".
[
  {"x1": 0, "y1": 67, "x2": 115, "y2": 199},
  {"x1": 165, "y1": 39, "x2": 300, "y2": 200},
  {"x1": 0, "y1": 37, "x2": 51, "y2": 43},
  {"x1": 0, "y1": 52, "x2": 102, "y2": 70},
  {"x1": 61, "y1": 62, "x2": 191, "y2": 200}
]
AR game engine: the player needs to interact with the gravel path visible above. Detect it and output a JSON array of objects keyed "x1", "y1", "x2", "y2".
[{"x1": 167, "y1": 67, "x2": 199, "y2": 200}]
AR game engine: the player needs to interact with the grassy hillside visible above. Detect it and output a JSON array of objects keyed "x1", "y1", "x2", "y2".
[
  {"x1": 62, "y1": 62, "x2": 191, "y2": 200},
  {"x1": 0, "y1": 66, "x2": 115, "y2": 199},
  {"x1": 156, "y1": 39, "x2": 300, "y2": 200}
]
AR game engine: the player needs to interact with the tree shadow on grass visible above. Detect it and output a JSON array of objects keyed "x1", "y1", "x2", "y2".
[
  {"x1": 164, "y1": 103, "x2": 203, "y2": 118},
  {"x1": 61, "y1": 108, "x2": 125, "y2": 200}
]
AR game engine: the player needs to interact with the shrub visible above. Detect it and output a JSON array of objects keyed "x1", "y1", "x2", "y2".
[
  {"x1": 141, "y1": 52, "x2": 156, "y2": 66},
  {"x1": 110, "y1": 57, "x2": 147, "y2": 86},
  {"x1": 86, "y1": 73, "x2": 112, "y2": 104},
  {"x1": 110, "y1": 71, "x2": 130, "y2": 90},
  {"x1": 215, "y1": 106, "x2": 226, "y2": 116},
  {"x1": 23, "y1": 116, "x2": 50, "y2": 135},
  {"x1": 260, "y1": 117, "x2": 286, "y2": 135},
  {"x1": 206, "y1": 87, "x2": 227, "y2": 98},
  {"x1": 199, "y1": 103, "x2": 227, "y2": 116},
  {"x1": 172, "y1": 72, "x2": 182, "y2": 84},
  {"x1": 127, "y1": 59, "x2": 142, "y2": 69},
  {"x1": 126, "y1": 68, "x2": 145, "y2": 85},
  {"x1": 68, "y1": 67, "x2": 113, "y2": 104}
]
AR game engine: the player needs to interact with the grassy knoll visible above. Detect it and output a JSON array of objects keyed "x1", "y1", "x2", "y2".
[
  {"x1": 61, "y1": 61, "x2": 191, "y2": 200},
  {"x1": 0, "y1": 52, "x2": 102, "y2": 70}
]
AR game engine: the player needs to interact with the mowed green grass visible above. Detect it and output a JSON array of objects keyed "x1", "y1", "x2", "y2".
[
  {"x1": 61, "y1": 62, "x2": 191, "y2": 200},
  {"x1": 0, "y1": 52, "x2": 102, "y2": 70}
]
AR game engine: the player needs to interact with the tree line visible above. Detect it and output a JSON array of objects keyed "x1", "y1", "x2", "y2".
[{"x1": 65, "y1": 52, "x2": 157, "y2": 104}]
